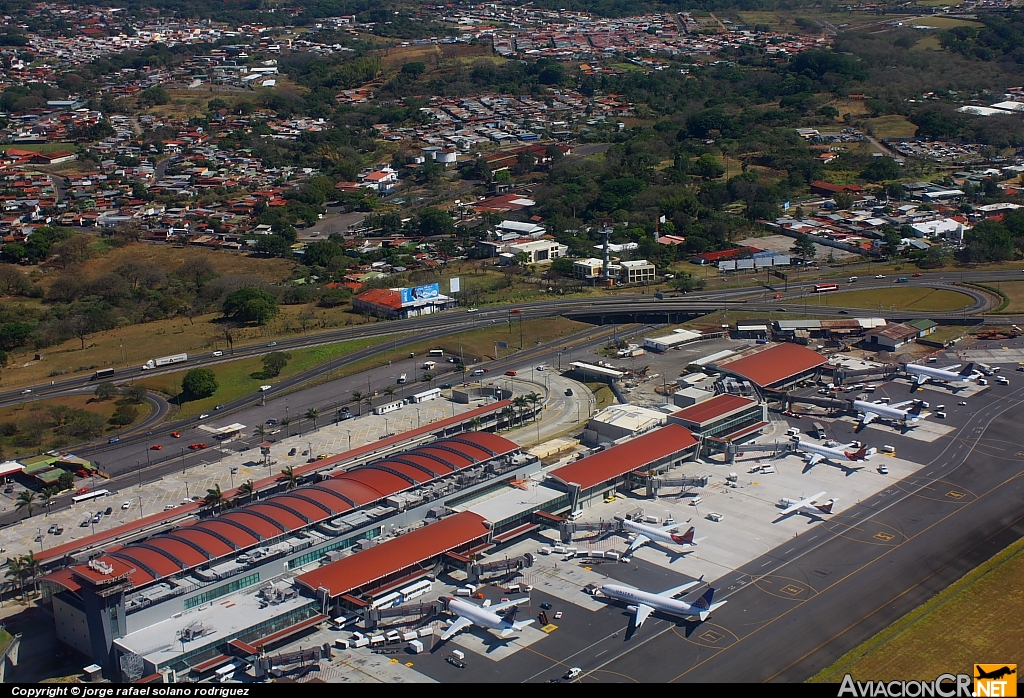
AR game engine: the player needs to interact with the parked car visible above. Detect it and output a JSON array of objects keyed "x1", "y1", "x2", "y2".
[
  {"x1": 565, "y1": 388, "x2": 573, "y2": 396},
  {"x1": 122, "y1": 501, "x2": 131, "y2": 510},
  {"x1": 104, "y1": 507, "x2": 113, "y2": 516},
  {"x1": 288, "y1": 448, "x2": 297, "y2": 456}
]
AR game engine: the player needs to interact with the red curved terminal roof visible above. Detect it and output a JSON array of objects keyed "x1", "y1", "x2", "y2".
[
  {"x1": 717, "y1": 343, "x2": 826, "y2": 388},
  {"x1": 62, "y1": 432, "x2": 519, "y2": 589}
]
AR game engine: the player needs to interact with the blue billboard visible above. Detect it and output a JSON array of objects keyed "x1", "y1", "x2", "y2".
[{"x1": 400, "y1": 283, "x2": 440, "y2": 305}]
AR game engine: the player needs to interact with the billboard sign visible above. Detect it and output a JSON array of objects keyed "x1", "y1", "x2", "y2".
[
  {"x1": 449, "y1": 277, "x2": 461, "y2": 294},
  {"x1": 400, "y1": 283, "x2": 440, "y2": 305}
]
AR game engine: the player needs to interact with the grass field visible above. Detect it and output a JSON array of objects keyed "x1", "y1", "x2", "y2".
[
  {"x1": 138, "y1": 335, "x2": 394, "y2": 418},
  {"x1": 980, "y1": 280, "x2": 1024, "y2": 313},
  {"x1": 586, "y1": 382, "x2": 616, "y2": 411},
  {"x1": 0, "y1": 143, "x2": 80, "y2": 153},
  {"x1": 913, "y1": 35, "x2": 943, "y2": 51},
  {"x1": 0, "y1": 393, "x2": 152, "y2": 457},
  {"x1": 811, "y1": 534, "x2": 1024, "y2": 682},
  {"x1": 865, "y1": 115, "x2": 919, "y2": 139},
  {"x1": 904, "y1": 16, "x2": 982, "y2": 28},
  {"x1": 821, "y1": 287, "x2": 974, "y2": 312}
]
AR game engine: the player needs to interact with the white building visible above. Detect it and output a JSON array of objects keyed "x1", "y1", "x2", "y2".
[
  {"x1": 504, "y1": 239, "x2": 567, "y2": 264},
  {"x1": 619, "y1": 259, "x2": 656, "y2": 284},
  {"x1": 583, "y1": 404, "x2": 668, "y2": 445}
]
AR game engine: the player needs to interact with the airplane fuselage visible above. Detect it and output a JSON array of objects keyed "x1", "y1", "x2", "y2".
[
  {"x1": 623, "y1": 519, "x2": 693, "y2": 547},
  {"x1": 599, "y1": 584, "x2": 699, "y2": 620},
  {"x1": 793, "y1": 438, "x2": 869, "y2": 462},
  {"x1": 852, "y1": 399, "x2": 922, "y2": 424},
  {"x1": 904, "y1": 363, "x2": 972, "y2": 384},
  {"x1": 447, "y1": 597, "x2": 526, "y2": 634}
]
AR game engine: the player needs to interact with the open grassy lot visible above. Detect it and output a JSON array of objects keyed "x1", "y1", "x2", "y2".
[
  {"x1": 0, "y1": 392, "x2": 152, "y2": 457},
  {"x1": 0, "y1": 143, "x2": 80, "y2": 153},
  {"x1": 137, "y1": 335, "x2": 394, "y2": 418},
  {"x1": 811, "y1": 534, "x2": 1024, "y2": 682},
  {"x1": 864, "y1": 115, "x2": 919, "y2": 139},
  {"x1": 913, "y1": 35, "x2": 944, "y2": 51},
  {"x1": 586, "y1": 382, "x2": 616, "y2": 411},
  {"x1": 78, "y1": 242, "x2": 295, "y2": 285},
  {"x1": 904, "y1": 16, "x2": 982, "y2": 28},
  {"x1": 821, "y1": 287, "x2": 974, "y2": 312},
  {"x1": 981, "y1": 280, "x2": 1024, "y2": 314}
]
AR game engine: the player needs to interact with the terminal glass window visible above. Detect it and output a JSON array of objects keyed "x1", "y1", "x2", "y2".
[
  {"x1": 287, "y1": 527, "x2": 382, "y2": 569},
  {"x1": 184, "y1": 573, "x2": 259, "y2": 610}
]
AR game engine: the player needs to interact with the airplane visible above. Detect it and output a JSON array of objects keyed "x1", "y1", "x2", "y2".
[
  {"x1": 621, "y1": 517, "x2": 703, "y2": 555},
  {"x1": 776, "y1": 491, "x2": 837, "y2": 520},
  {"x1": 903, "y1": 361, "x2": 977, "y2": 390},
  {"x1": 852, "y1": 399, "x2": 925, "y2": 431},
  {"x1": 440, "y1": 597, "x2": 534, "y2": 641},
  {"x1": 790, "y1": 437, "x2": 873, "y2": 475},
  {"x1": 597, "y1": 576, "x2": 726, "y2": 627},
  {"x1": 975, "y1": 666, "x2": 1017, "y2": 681}
]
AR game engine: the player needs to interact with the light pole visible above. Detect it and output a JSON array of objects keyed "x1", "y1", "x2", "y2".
[
  {"x1": 346, "y1": 430, "x2": 351, "y2": 450},
  {"x1": 185, "y1": 481, "x2": 190, "y2": 500},
  {"x1": 286, "y1": 406, "x2": 290, "y2": 437},
  {"x1": 137, "y1": 495, "x2": 143, "y2": 519},
  {"x1": 136, "y1": 459, "x2": 142, "y2": 489},
  {"x1": 180, "y1": 447, "x2": 186, "y2": 475},
  {"x1": 557, "y1": 352, "x2": 562, "y2": 371}
]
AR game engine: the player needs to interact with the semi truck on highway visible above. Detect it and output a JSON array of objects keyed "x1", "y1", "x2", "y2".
[{"x1": 141, "y1": 353, "x2": 188, "y2": 370}]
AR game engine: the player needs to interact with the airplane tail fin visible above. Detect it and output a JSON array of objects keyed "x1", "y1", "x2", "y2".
[
  {"x1": 847, "y1": 447, "x2": 868, "y2": 460},
  {"x1": 959, "y1": 362, "x2": 975, "y2": 376},
  {"x1": 909, "y1": 403, "x2": 924, "y2": 416},
  {"x1": 817, "y1": 498, "x2": 837, "y2": 514},
  {"x1": 693, "y1": 587, "x2": 716, "y2": 612},
  {"x1": 500, "y1": 604, "x2": 519, "y2": 624},
  {"x1": 671, "y1": 526, "x2": 696, "y2": 545}
]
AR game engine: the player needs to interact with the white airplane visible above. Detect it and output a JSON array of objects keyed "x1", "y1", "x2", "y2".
[
  {"x1": 791, "y1": 437, "x2": 873, "y2": 475},
  {"x1": 440, "y1": 596, "x2": 534, "y2": 641},
  {"x1": 903, "y1": 362, "x2": 977, "y2": 389},
  {"x1": 597, "y1": 576, "x2": 726, "y2": 627},
  {"x1": 776, "y1": 491, "x2": 837, "y2": 520},
  {"x1": 622, "y1": 518, "x2": 703, "y2": 555},
  {"x1": 852, "y1": 399, "x2": 925, "y2": 431}
]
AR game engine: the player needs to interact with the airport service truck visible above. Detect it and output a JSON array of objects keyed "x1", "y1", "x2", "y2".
[{"x1": 141, "y1": 353, "x2": 188, "y2": 370}]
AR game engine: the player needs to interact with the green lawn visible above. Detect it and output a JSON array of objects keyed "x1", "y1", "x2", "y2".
[
  {"x1": 905, "y1": 16, "x2": 982, "y2": 28},
  {"x1": 0, "y1": 142, "x2": 80, "y2": 153},
  {"x1": 865, "y1": 115, "x2": 919, "y2": 139},
  {"x1": 819, "y1": 287, "x2": 973, "y2": 312},
  {"x1": 586, "y1": 382, "x2": 616, "y2": 411},
  {"x1": 139, "y1": 336, "x2": 395, "y2": 418},
  {"x1": 811, "y1": 534, "x2": 1024, "y2": 682}
]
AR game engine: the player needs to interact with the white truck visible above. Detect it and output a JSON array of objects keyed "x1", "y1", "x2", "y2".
[{"x1": 141, "y1": 353, "x2": 188, "y2": 370}]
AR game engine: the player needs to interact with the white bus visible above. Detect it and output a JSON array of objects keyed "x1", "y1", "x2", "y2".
[
  {"x1": 370, "y1": 591, "x2": 401, "y2": 610},
  {"x1": 399, "y1": 579, "x2": 432, "y2": 602},
  {"x1": 428, "y1": 349, "x2": 444, "y2": 357},
  {"x1": 72, "y1": 489, "x2": 111, "y2": 504},
  {"x1": 410, "y1": 388, "x2": 442, "y2": 404},
  {"x1": 373, "y1": 400, "x2": 404, "y2": 416}
]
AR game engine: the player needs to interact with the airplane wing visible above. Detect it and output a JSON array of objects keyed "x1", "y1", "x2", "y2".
[
  {"x1": 626, "y1": 534, "x2": 650, "y2": 553},
  {"x1": 859, "y1": 411, "x2": 878, "y2": 426},
  {"x1": 806, "y1": 453, "x2": 824, "y2": 467},
  {"x1": 781, "y1": 491, "x2": 826, "y2": 515},
  {"x1": 658, "y1": 577, "x2": 704, "y2": 598},
  {"x1": 633, "y1": 603, "x2": 654, "y2": 627},
  {"x1": 891, "y1": 400, "x2": 915, "y2": 409},
  {"x1": 489, "y1": 597, "x2": 529, "y2": 613},
  {"x1": 913, "y1": 374, "x2": 927, "y2": 385},
  {"x1": 440, "y1": 616, "x2": 474, "y2": 641},
  {"x1": 941, "y1": 364, "x2": 961, "y2": 373}
]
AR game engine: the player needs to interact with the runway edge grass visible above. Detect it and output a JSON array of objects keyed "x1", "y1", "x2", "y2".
[{"x1": 809, "y1": 531, "x2": 1024, "y2": 682}]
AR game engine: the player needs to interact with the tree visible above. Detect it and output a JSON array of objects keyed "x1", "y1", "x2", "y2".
[
  {"x1": 204, "y1": 483, "x2": 229, "y2": 510},
  {"x1": 14, "y1": 490, "x2": 35, "y2": 518},
  {"x1": 139, "y1": 85, "x2": 169, "y2": 106},
  {"x1": 670, "y1": 274, "x2": 706, "y2": 293},
  {"x1": 306, "y1": 407, "x2": 319, "y2": 431},
  {"x1": 57, "y1": 471, "x2": 75, "y2": 491},
  {"x1": 383, "y1": 386, "x2": 396, "y2": 399},
  {"x1": 501, "y1": 405, "x2": 515, "y2": 431},
  {"x1": 417, "y1": 208, "x2": 455, "y2": 237},
  {"x1": 21, "y1": 552, "x2": 40, "y2": 596},
  {"x1": 832, "y1": 191, "x2": 855, "y2": 210},
  {"x1": 513, "y1": 395, "x2": 529, "y2": 425},
  {"x1": 123, "y1": 385, "x2": 148, "y2": 404},
  {"x1": 351, "y1": 391, "x2": 364, "y2": 415},
  {"x1": 861, "y1": 157, "x2": 901, "y2": 183},
  {"x1": 961, "y1": 220, "x2": 1013, "y2": 263},
  {"x1": 94, "y1": 381, "x2": 117, "y2": 401},
  {"x1": 278, "y1": 465, "x2": 298, "y2": 489},
  {"x1": 42, "y1": 486, "x2": 59, "y2": 516},
  {"x1": 791, "y1": 234, "x2": 817, "y2": 259},
  {"x1": 109, "y1": 404, "x2": 138, "y2": 426},
  {"x1": 526, "y1": 392, "x2": 542, "y2": 421},
  {"x1": 261, "y1": 351, "x2": 292, "y2": 378},
  {"x1": 550, "y1": 257, "x2": 574, "y2": 277},
  {"x1": 238, "y1": 480, "x2": 255, "y2": 503},
  {"x1": 468, "y1": 417, "x2": 482, "y2": 432},
  {"x1": 182, "y1": 368, "x2": 218, "y2": 400},
  {"x1": 401, "y1": 61, "x2": 426, "y2": 77},
  {"x1": 5, "y1": 557, "x2": 24, "y2": 600},
  {"x1": 691, "y1": 153, "x2": 725, "y2": 180},
  {"x1": 222, "y1": 287, "x2": 279, "y2": 325}
]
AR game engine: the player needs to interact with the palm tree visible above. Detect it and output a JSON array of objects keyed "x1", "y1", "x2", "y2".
[
  {"x1": 279, "y1": 465, "x2": 298, "y2": 489},
  {"x1": 204, "y1": 484, "x2": 225, "y2": 509},
  {"x1": 362, "y1": 395, "x2": 373, "y2": 413},
  {"x1": 351, "y1": 391, "x2": 364, "y2": 416},
  {"x1": 513, "y1": 395, "x2": 529, "y2": 425},
  {"x1": 305, "y1": 408, "x2": 319, "y2": 431},
  {"x1": 383, "y1": 386, "x2": 396, "y2": 399},
  {"x1": 254, "y1": 424, "x2": 267, "y2": 439},
  {"x1": 501, "y1": 406, "x2": 515, "y2": 431},
  {"x1": 468, "y1": 417, "x2": 482, "y2": 433},
  {"x1": 14, "y1": 491, "x2": 36, "y2": 518},
  {"x1": 526, "y1": 392, "x2": 542, "y2": 422},
  {"x1": 238, "y1": 480, "x2": 255, "y2": 503},
  {"x1": 42, "y1": 486, "x2": 59, "y2": 516},
  {"x1": 5, "y1": 557, "x2": 24, "y2": 600},
  {"x1": 20, "y1": 552, "x2": 41, "y2": 596}
]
